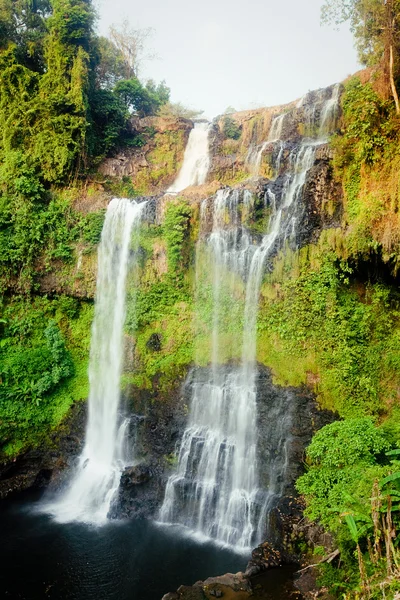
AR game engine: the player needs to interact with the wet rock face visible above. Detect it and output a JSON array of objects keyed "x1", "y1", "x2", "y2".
[
  {"x1": 161, "y1": 566, "x2": 306, "y2": 599},
  {"x1": 255, "y1": 147, "x2": 343, "y2": 255},
  {"x1": 111, "y1": 376, "x2": 190, "y2": 519},
  {"x1": 0, "y1": 401, "x2": 87, "y2": 500},
  {"x1": 146, "y1": 332, "x2": 162, "y2": 352},
  {"x1": 256, "y1": 366, "x2": 334, "y2": 502},
  {"x1": 301, "y1": 153, "x2": 343, "y2": 244},
  {"x1": 99, "y1": 150, "x2": 148, "y2": 179},
  {"x1": 246, "y1": 542, "x2": 283, "y2": 576},
  {"x1": 244, "y1": 498, "x2": 309, "y2": 577},
  {"x1": 98, "y1": 116, "x2": 193, "y2": 198}
]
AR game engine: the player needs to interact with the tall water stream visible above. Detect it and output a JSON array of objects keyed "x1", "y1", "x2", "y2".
[
  {"x1": 167, "y1": 122, "x2": 211, "y2": 193},
  {"x1": 160, "y1": 85, "x2": 341, "y2": 550},
  {"x1": 44, "y1": 115, "x2": 212, "y2": 525},
  {"x1": 45, "y1": 198, "x2": 144, "y2": 524}
]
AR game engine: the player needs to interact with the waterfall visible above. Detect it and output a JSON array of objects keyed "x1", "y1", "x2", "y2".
[
  {"x1": 167, "y1": 122, "x2": 211, "y2": 193},
  {"x1": 245, "y1": 113, "x2": 285, "y2": 177},
  {"x1": 159, "y1": 189, "x2": 260, "y2": 549},
  {"x1": 319, "y1": 83, "x2": 341, "y2": 137},
  {"x1": 45, "y1": 198, "x2": 144, "y2": 524},
  {"x1": 159, "y1": 84, "x2": 341, "y2": 550},
  {"x1": 268, "y1": 113, "x2": 286, "y2": 142}
]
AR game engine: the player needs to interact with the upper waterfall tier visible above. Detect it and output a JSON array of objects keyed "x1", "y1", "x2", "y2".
[
  {"x1": 207, "y1": 83, "x2": 341, "y2": 184},
  {"x1": 167, "y1": 122, "x2": 211, "y2": 193},
  {"x1": 96, "y1": 82, "x2": 341, "y2": 199}
]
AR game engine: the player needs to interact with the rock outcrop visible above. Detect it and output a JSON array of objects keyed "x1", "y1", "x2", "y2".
[
  {"x1": 161, "y1": 572, "x2": 252, "y2": 600},
  {"x1": 99, "y1": 116, "x2": 192, "y2": 194}
]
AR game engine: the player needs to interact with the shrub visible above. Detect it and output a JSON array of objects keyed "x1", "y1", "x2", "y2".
[
  {"x1": 222, "y1": 115, "x2": 241, "y2": 140},
  {"x1": 296, "y1": 418, "x2": 390, "y2": 529}
]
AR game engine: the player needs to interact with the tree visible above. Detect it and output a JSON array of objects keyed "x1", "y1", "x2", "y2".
[
  {"x1": 114, "y1": 78, "x2": 156, "y2": 116},
  {"x1": 145, "y1": 79, "x2": 170, "y2": 105},
  {"x1": 0, "y1": 0, "x2": 95, "y2": 188},
  {"x1": 158, "y1": 101, "x2": 204, "y2": 119},
  {"x1": 94, "y1": 35, "x2": 126, "y2": 89},
  {"x1": 47, "y1": 0, "x2": 94, "y2": 51},
  {"x1": 0, "y1": 0, "x2": 51, "y2": 70},
  {"x1": 0, "y1": 1, "x2": 173, "y2": 183},
  {"x1": 109, "y1": 20, "x2": 153, "y2": 79},
  {"x1": 113, "y1": 77, "x2": 170, "y2": 116},
  {"x1": 222, "y1": 115, "x2": 241, "y2": 139},
  {"x1": 88, "y1": 88, "x2": 127, "y2": 157},
  {"x1": 30, "y1": 0, "x2": 94, "y2": 181},
  {"x1": 322, "y1": 0, "x2": 400, "y2": 113}
]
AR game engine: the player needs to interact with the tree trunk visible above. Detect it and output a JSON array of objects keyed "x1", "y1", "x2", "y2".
[
  {"x1": 389, "y1": 44, "x2": 400, "y2": 113},
  {"x1": 385, "y1": 0, "x2": 400, "y2": 113}
]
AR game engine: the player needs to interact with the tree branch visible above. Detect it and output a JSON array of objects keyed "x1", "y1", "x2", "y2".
[{"x1": 296, "y1": 549, "x2": 340, "y2": 573}]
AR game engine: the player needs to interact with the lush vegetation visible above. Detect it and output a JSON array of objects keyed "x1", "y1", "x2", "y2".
[
  {"x1": 0, "y1": 0, "x2": 172, "y2": 291},
  {"x1": 0, "y1": 295, "x2": 92, "y2": 457},
  {"x1": 0, "y1": 0, "x2": 177, "y2": 457},
  {"x1": 258, "y1": 248, "x2": 400, "y2": 418},
  {"x1": 124, "y1": 199, "x2": 195, "y2": 392},
  {"x1": 297, "y1": 419, "x2": 400, "y2": 598},
  {"x1": 222, "y1": 115, "x2": 242, "y2": 140},
  {"x1": 256, "y1": 233, "x2": 400, "y2": 598},
  {"x1": 331, "y1": 76, "x2": 400, "y2": 272},
  {"x1": 1, "y1": 6, "x2": 400, "y2": 599},
  {"x1": 264, "y1": 67, "x2": 400, "y2": 597},
  {"x1": 0, "y1": 187, "x2": 106, "y2": 292}
]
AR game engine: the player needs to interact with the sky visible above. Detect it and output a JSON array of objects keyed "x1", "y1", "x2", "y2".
[{"x1": 95, "y1": 0, "x2": 361, "y2": 119}]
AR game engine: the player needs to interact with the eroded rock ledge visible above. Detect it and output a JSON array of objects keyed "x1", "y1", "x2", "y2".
[{"x1": 161, "y1": 572, "x2": 253, "y2": 600}]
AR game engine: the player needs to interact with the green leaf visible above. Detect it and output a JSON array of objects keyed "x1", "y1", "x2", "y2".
[
  {"x1": 380, "y1": 472, "x2": 400, "y2": 487},
  {"x1": 344, "y1": 514, "x2": 359, "y2": 543}
]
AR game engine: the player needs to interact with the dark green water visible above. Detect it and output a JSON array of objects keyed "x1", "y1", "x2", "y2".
[{"x1": 0, "y1": 492, "x2": 299, "y2": 599}]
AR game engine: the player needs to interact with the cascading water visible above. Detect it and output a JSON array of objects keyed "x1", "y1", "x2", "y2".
[
  {"x1": 320, "y1": 83, "x2": 341, "y2": 137},
  {"x1": 246, "y1": 112, "x2": 285, "y2": 177},
  {"x1": 160, "y1": 84, "x2": 341, "y2": 550},
  {"x1": 45, "y1": 198, "x2": 144, "y2": 524},
  {"x1": 167, "y1": 122, "x2": 211, "y2": 193},
  {"x1": 160, "y1": 189, "x2": 261, "y2": 549}
]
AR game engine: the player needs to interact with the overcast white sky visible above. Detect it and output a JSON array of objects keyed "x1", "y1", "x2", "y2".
[{"x1": 95, "y1": 0, "x2": 360, "y2": 119}]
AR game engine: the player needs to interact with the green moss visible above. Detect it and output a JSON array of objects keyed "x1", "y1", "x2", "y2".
[
  {"x1": 127, "y1": 300, "x2": 194, "y2": 391},
  {"x1": 331, "y1": 77, "x2": 400, "y2": 273},
  {"x1": 132, "y1": 129, "x2": 186, "y2": 194},
  {"x1": 219, "y1": 139, "x2": 241, "y2": 156},
  {"x1": 257, "y1": 246, "x2": 400, "y2": 419},
  {"x1": 103, "y1": 176, "x2": 137, "y2": 199},
  {"x1": 124, "y1": 208, "x2": 196, "y2": 393},
  {"x1": 216, "y1": 168, "x2": 249, "y2": 187}
]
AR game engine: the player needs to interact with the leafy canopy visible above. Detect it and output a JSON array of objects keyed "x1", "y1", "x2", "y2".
[{"x1": 0, "y1": 1, "x2": 172, "y2": 287}]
